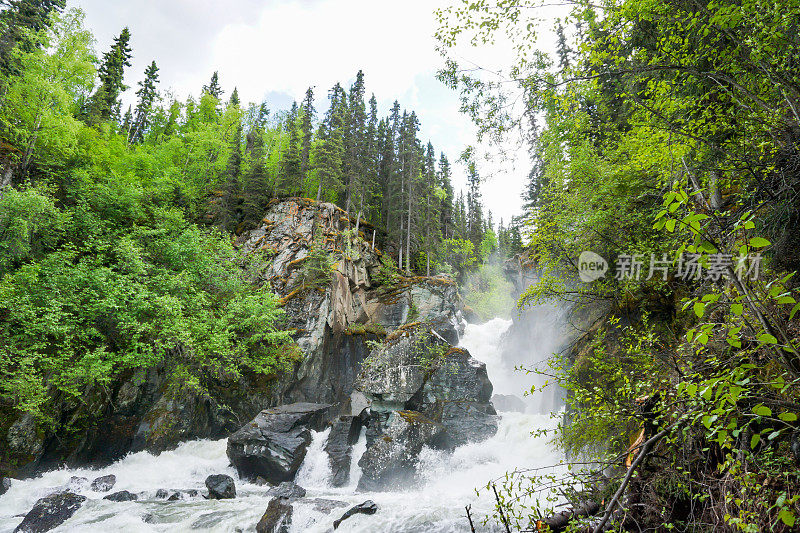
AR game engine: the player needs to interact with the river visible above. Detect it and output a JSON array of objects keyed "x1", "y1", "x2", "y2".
[{"x1": 0, "y1": 318, "x2": 563, "y2": 532}]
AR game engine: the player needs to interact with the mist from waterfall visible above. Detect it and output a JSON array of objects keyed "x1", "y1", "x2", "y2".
[{"x1": 0, "y1": 305, "x2": 568, "y2": 532}]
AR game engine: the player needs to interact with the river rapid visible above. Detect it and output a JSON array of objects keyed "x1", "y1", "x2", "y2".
[{"x1": 0, "y1": 318, "x2": 563, "y2": 532}]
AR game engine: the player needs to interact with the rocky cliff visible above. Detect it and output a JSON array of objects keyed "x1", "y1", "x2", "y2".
[{"x1": 1, "y1": 198, "x2": 474, "y2": 479}]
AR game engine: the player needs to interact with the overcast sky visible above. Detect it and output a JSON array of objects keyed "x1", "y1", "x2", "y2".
[{"x1": 69, "y1": 0, "x2": 544, "y2": 225}]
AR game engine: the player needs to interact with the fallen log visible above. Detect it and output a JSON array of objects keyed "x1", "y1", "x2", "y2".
[{"x1": 534, "y1": 500, "x2": 600, "y2": 532}]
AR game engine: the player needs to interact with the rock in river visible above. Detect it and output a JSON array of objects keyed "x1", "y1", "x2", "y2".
[
  {"x1": 256, "y1": 497, "x2": 293, "y2": 533},
  {"x1": 205, "y1": 474, "x2": 236, "y2": 499},
  {"x1": 103, "y1": 490, "x2": 138, "y2": 502},
  {"x1": 227, "y1": 402, "x2": 334, "y2": 483},
  {"x1": 13, "y1": 492, "x2": 86, "y2": 533},
  {"x1": 90, "y1": 474, "x2": 116, "y2": 492},
  {"x1": 333, "y1": 500, "x2": 378, "y2": 529},
  {"x1": 357, "y1": 411, "x2": 444, "y2": 491}
]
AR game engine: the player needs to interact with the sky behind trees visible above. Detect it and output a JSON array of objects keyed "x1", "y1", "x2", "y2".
[{"x1": 69, "y1": 0, "x2": 534, "y2": 225}]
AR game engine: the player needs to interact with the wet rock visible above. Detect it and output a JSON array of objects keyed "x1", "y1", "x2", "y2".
[
  {"x1": 492, "y1": 394, "x2": 527, "y2": 413},
  {"x1": 90, "y1": 474, "x2": 116, "y2": 492},
  {"x1": 13, "y1": 492, "x2": 86, "y2": 533},
  {"x1": 325, "y1": 415, "x2": 364, "y2": 487},
  {"x1": 333, "y1": 500, "x2": 378, "y2": 529},
  {"x1": 167, "y1": 492, "x2": 181, "y2": 501},
  {"x1": 205, "y1": 474, "x2": 236, "y2": 499},
  {"x1": 308, "y1": 498, "x2": 348, "y2": 514},
  {"x1": 0, "y1": 477, "x2": 12, "y2": 496},
  {"x1": 155, "y1": 489, "x2": 169, "y2": 499},
  {"x1": 226, "y1": 402, "x2": 334, "y2": 483},
  {"x1": 266, "y1": 481, "x2": 306, "y2": 500},
  {"x1": 357, "y1": 411, "x2": 445, "y2": 491},
  {"x1": 65, "y1": 476, "x2": 88, "y2": 491},
  {"x1": 103, "y1": 490, "x2": 137, "y2": 502},
  {"x1": 256, "y1": 497, "x2": 292, "y2": 533},
  {"x1": 413, "y1": 346, "x2": 498, "y2": 449}
]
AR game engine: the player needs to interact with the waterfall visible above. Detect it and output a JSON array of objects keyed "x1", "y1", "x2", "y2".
[{"x1": 0, "y1": 317, "x2": 564, "y2": 532}]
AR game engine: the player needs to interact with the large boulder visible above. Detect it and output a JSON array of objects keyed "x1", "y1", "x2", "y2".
[
  {"x1": 205, "y1": 474, "x2": 236, "y2": 499},
  {"x1": 411, "y1": 346, "x2": 498, "y2": 449},
  {"x1": 13, "y1": 492, "x2": 86, "y2": 533},
  {"x1": 357, "y1": 411, "x2": 445, "y2": 491},
  {"x1": 356, "y1": 330, "x2": 497, "y2": 449},
  {"x1": 256, "y1": 497, "x2": 293, "y2": 533},
  {"x1": 227, "y1": 402, "x2": 334, "y2": 483}
]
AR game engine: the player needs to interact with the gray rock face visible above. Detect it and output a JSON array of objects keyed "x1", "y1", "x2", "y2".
[
  {"x1": 357, "y1": 330, "x2": 497, "y2": 448},
  {"x1": 411, "y1": 346, "x2": 498, "y2": 449},
  {"x1": 324, "y1": 415, "x2": 364, "y2": 487},
  {"x1": 227, "y1": 403, "x2": 334, "y2": 483},
  {"x1": 353, "y1": 328, "x2": 498, "y2": 489},
  {"x1": 267, "y1": 482, "x2": 306, "y2": 500},
  {"x1": 90, "y1": 474, "x2": 116, "y2": 492},
  {"x1": 103, "y1": 490, "x2": 137, "y2": 502},
  {"x1": 13, "y1": 492, "x2": 86, "y2": 533},
  {"x1": 205, "y1": 474, "x2": 236, "y2": 499},
  {"x1": 333, "y1": 500, "x2": 378, "y2": 529},
  {"x1": 256, "y1": 497, "x2": 292, "y2": 533},
  {"x1": 492, "y1": 393, "x2": 527, "y2": 413},
  {"x1": 357, "y1": 411, "x2": 445, "y2": 491}
]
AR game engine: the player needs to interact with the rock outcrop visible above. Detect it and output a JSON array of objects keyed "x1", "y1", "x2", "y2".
[
  {"x1": 227, "y1": 402, "x2": 334, "y2": 483},
  {"x1": 357, "y1": 411, "x2": 445, "y2": 491},
  {"x1": 0, "y1": 198, "x2": 480, "y2": 480},
  {"x1": 354, "y1": 327, "x2": 498, "y2": 489}
]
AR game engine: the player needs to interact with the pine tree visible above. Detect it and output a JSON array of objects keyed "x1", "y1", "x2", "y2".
[
  {"x1": 300, "y1": 87, "x2": 315, "y2": 195},
  {"x1": 128, "y1": 60, "x2": 159, "y2": 144},
  {"x1": 121, "y1": 106, "x2": 133, "y2": 139},
  {"x1": 466, "y1": 162, "x2": 484, "y2": 250},
  {"x1": 281, "y1": 102, "x2": 302, "y2": 195},
  {"x1": 314, "y1": 84, "x2": 346, "y2": 201},
  {"x1": 437, "y1": 152, "x2": 454, "y2": 238},
  {"x1": 229, "y1": 87, "x2": 240, "y2": 108},
  {"x1": 203, "y1": 71, "x2": 223, "y2": 100},
  {"x1": 86, "y1": 27, "x2": 132, "y2": 124},
  {"x1": 344, "y1": 70, "x2": 366, "y2": 213}
]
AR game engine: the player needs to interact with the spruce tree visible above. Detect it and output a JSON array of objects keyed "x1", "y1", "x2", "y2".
[
  {"x1": 86, "y1": 27, "x2": 132, "y2": 124},
  {"x1": 300, "y1": 87, "x2": 315, "y2": 196},
  {"x1": 203, "y1": 71, "x2": 223, "y2": 99},
  {"x1": 128, "y1": 60, "x2": 159, "y2": 144},
  {"x1": 344, "y1": 70, "x2": 366, "y2": 213},
  {"x1": 281, "y1": 102, "x2": 302, "y2": 195},
  {"x1": 314, "y1": 84, "x2": 346, "y2": 201},
  {"x1": 229, "y1": 87, "x2": 240, "y2": 108}
]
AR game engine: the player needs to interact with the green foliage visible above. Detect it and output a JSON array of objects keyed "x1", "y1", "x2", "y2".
[
  {"x1": 0, "y1": 189, "x2": 291, "y2": 422},
  {"x1": 438, "y1": 0, "x2": 800, "y2": 530}
]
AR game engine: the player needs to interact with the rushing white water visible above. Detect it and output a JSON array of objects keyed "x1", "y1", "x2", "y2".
[{"x1": 0, "y1": 318, "x2": 563, "y2": 532}]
